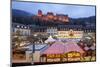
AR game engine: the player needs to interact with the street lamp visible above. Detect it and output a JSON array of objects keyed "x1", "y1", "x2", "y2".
[
  {"x1": 31, "y1": 34, "x2": 37, "y2": 64},
  {"x1": 31, "y1": 43, "x2": 35, "y2": 65}
]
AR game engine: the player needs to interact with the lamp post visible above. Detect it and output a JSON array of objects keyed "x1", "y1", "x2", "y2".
[
  {"x1": 31, "y1": 43, "x2": 35, "y2": 64},
  {"x1": 31, "y1": 34, "x2": 37, "y2": 65}
]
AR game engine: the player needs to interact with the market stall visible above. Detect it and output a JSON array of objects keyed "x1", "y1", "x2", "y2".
[
  {"x1": 45, "y1": 36, "x2": 56, "y2": 43},
  {"x1": 41, "y1": 41, "x2": 85, "y2": 62},
  {"x1": 41, "y1": 41, "x2": 65, "y2": 62},
  {"x1": 64, "y1": 42, "x2": 84, "y2": 61}
]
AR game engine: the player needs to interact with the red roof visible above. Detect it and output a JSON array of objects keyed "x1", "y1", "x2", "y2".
[{"x1": 42, "y1": 41, "x2": 84, "y2": 55}]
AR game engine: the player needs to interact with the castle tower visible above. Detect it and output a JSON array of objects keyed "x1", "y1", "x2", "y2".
[{"x1": 38, "y1": 10, "x2": 43, "y2": 17}]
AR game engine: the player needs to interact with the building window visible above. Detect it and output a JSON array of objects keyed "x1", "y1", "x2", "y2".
[
  {"x1": 17, "y1": 25, "x2": 20, "y2": 28},
  {"x1": 24, "y1": 26, "x2": 27, "y2": 29}
]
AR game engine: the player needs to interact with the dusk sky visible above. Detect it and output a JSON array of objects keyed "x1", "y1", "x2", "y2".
[{"x1": 12, "y1": 1, "x2": 96, "y2": 18}]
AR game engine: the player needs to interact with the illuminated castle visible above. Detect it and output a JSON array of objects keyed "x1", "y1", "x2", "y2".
[
  {"x1": 37, "y1": 10, "x2": 43, "y2": 17},
  {"x1": 37, "y1": 10, "x2": 69, "y2": 22}
]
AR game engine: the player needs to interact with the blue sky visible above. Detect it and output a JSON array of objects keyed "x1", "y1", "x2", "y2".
[{"x1": 12, "y1": 1, "x2": 96, "y2": 18}]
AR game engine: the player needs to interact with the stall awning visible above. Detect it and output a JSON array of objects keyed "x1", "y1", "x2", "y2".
[
  {"x1": 64, "y1": 42, "x2": 84, "y2": 53},
  {"x1": 42, "y1": 41, "x2": 84, "y2": 55},
  {"x1": 43, "y1": 41, "x2": 65, "y2": 54},
  {"x1": 45, "y1": 36, "x2": 56, "y2": 43}
]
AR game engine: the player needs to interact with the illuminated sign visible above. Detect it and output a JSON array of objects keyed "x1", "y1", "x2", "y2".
[
  {"x1": 47, "y1": 54, "x2": 67, "y2": 59},
  {"x1": 67, "y1": 52, "x2": 81, "y2": 58},
  {"x1": 47, "y1": 54, "x2": 61, "y2": 59},
  {"x1": 58, "y1": 30, "x2": 83, "y2": 38},
  {"x1": 67, "y1": 52, "x2": 81, "y2": 61}
]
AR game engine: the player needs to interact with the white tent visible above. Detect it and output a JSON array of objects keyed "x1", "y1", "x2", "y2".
[{"x1": 45, "y1": 36, "x2": 56, "y2": 43}]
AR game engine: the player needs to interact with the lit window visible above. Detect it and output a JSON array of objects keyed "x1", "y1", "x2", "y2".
[
  {"x1": 24, "y1": 26, "x2": 27, "y2": 29},
  {"x1": 17, "y1": 25, "x2": 20, "y2": 28},
  {"x1": 21, "y1": 26, "x2": 23, "y2": 28}
]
